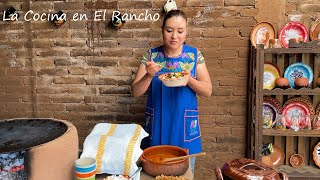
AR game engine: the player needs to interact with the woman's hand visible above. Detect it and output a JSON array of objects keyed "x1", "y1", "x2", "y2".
[{"x1": 145, "y1": 60, "x2": 160, "y2": 78}]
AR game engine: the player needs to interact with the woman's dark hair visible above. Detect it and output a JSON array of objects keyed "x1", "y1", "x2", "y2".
[{"x1": 162, "y1": 10, "x2": 187, "y2": 29}]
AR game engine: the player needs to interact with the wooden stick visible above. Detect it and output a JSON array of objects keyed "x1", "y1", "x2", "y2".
[{"x1": 162, "y1": 152, "x2": 206, "y2": 163}]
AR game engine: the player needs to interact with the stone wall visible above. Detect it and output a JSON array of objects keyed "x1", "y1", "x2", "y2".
[{"x1": 0, "y1": 0, "x2": 319, "y2": 179}]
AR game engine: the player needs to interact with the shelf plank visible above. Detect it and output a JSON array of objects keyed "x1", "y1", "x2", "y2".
[
  {"x1": 263, "y1": 129, "x2": 320, "y2": 137},
  {"x1": 274, "y1": 165, "x2": 320, "y2": 178},
  {"x1": 264, "y1": 48, "x2": 320, "y2": 54},
  {"x1": 263, "y1": 88, "x2": 320, "y2": 95}
]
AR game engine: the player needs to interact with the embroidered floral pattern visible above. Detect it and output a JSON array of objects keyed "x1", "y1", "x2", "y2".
[
  {"x1": 179, "y1": 62, "x2": 195, "y2": 71},
  {"x1": 188, "y1": 52, "x2": 195, "y2": 61}
]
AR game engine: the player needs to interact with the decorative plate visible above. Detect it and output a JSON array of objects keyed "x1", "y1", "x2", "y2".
[
  {"x1": 263, "y1": 97, "x2": 282, "y2": 125},
  {"x1": 282, "y1": 102, "x2": 311, "y2": 128},
  {"x1": 283, "y1": 97, "x2": 314, "y2": 128},
  {"x1": 284, "y1": 62, "x2": 313, "y2": 88},
  {"x1": 313, "y1": 142, "x2": 320, "y2": 168},
  {"x1": 310, "y1": 17, "x2": 320, "y2": 41},
  {"x1": 250, "y1": 22, "x2": 275, "y2": 49},
  {"x1": 264, "y1": 63, "x2": 280, "y2": 90},
  {"x1": 315, "y1": 103, "x2": 320, "y2": 116},
  {"x1": 279, "y1": 22, "x2": 309, "y2": 48}
]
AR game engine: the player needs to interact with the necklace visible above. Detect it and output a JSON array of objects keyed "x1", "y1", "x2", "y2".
[{"x1": 164, "y1": 45, "x2": 183, "y2": 58}]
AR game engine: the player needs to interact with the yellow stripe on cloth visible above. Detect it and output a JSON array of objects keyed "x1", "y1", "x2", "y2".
[
  {"x1": 95, "y1": 124, "x2": 117, "y2": 173},
  {"x1": 123, "y1": 125, "x2": 141, "y2": 176}
]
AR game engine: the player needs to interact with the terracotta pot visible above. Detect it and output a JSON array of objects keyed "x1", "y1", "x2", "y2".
[
  {"x1": 261, "y1": 145, "x2": 285, "y2": 167},
  {"x1": 317, "y1": 77, "x2": 320, "y2": 87},
  {"x1": 275, "y1": 78, "x2": 289, "y2": 88},
  {"x1": 140, "y1": 145, "x2": 189, "y2": 176},
  {"x1": 294, "y1": 77, "x2": 309, "y2": 87}
]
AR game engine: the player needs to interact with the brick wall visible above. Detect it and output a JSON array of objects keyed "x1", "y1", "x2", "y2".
[{"x1": 0, "y1": 0, "x2": 319, "y2": 179}]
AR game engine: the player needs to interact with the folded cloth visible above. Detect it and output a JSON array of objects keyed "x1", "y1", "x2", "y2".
[{"x1": 81, "y1": 123, "x2": 148, "y2": 180}]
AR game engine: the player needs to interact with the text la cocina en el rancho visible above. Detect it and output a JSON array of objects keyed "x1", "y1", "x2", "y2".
[{"x1": 3, "y1": 10, "x2": 160, "y2": 22}]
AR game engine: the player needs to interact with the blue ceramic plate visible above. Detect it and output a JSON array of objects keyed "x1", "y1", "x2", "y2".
[{"x1": 284, "y1": 62, "x2": 313, "y2": 88}]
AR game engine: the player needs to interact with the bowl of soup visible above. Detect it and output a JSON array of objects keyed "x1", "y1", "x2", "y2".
[{"x1": 140, "y1": 145, "x2": 189, "y2": 176}]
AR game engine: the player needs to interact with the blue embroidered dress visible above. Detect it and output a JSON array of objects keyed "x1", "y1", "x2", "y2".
[{"x1": 144, "y1": 45, "x2": 201, "y2": 155}]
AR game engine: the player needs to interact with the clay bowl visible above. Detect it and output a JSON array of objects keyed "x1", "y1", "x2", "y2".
[
  {"x1": 261, "y1": 145, "x2": 285, "y2": 167},
  {"x1": 275, "y1": 78, "x2": 290, "y2": 89},
  {"x1": 140, "y1": 145, "x2": 189, "y2": 176},
  {"x1": 316, "y1": 77, "x2": 320, "y2": 87},
  {"x1": 294, "y1": 77, "x2": 309, "y2": 88},
  {"x1": 290, "y1": 154, "x2": 304, "y2": 167}
]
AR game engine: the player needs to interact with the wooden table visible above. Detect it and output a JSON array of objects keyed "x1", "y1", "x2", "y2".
[{"x1": 96, "y1": 166, "x2": 193, "y2": 180}]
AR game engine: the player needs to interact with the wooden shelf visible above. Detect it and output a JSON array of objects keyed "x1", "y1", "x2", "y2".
[
  {"x1": 263, "y1": 88, "x2": 320, "y2": 95},
  {"x1": 264, "y1": 48, "x2": 320, "y2": 54},
  {"x1": 263, "y1": 129, "x2": 320, "y2": 137},
  {"x1": 274, "y1": 165, "x2": 320, "y2": 178}
]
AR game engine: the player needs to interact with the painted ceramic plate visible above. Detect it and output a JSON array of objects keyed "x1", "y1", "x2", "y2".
[
  {"x1": 313, "y1": 142, "x2": 320, "y2": 168},
  {"x1": 279, "y1": 22, "x2": 309, "y2": 48},
  {"x1": 284, "y1": 62, "x2": 313, "y2": 88},
  {"x1": 264, "y1": 63, "x2": 280, "y2": 90},
  {"x1": 263, "y1": 97, "x2": 282, "y2": 126},
  {"x1": 310, "y1": 17, "x2": 320, "y2": 41},
  {"x1": 250, "y1": 22, "x2": 275, "y2": 49},
  {"x1": 316, "y1": 103, "x2": 320, "y2": 116},
  {"x1": 284, "y1": 97, "x2": 314, "y2": 119}
]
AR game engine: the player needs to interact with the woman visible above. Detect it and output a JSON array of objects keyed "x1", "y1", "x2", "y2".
[{"x1": 131, "y1": 10, "x2": 212, "y2": 172}]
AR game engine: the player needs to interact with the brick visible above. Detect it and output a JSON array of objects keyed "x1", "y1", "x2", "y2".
[
  {"x1": 54, "y1": 58, "x2": 83, "y2": 66},
  {"x1": 54, "y1": 77, "x2": 86, "y2": 84},
  {"x1": 117, "y1": 39, "x2": 150, "y2": 48},
  {"x1": 239, "y1": 8, "x2": 259, "y2": 17},
  {"x1": 32, "y1": 29, "x2": 70, "y2": 39},
  {"x1": 202, "y1": 127, "x2": 230, "y2": 135},
  {"x1": 66, "y1": 104, "x2": 96, "y2": 112},
  {"x1": 100, "y1": 67, "x2": 133, "y2": 76},
  {"x1": 4, "y1": 102, "x2": 34, "y2": 111},
  {"x1": 69, "y1": 21, "x2": 86, "y2": 29},
  {"x1": 52, "y1": 96, "x2": 84, "y2": 103},
  {"x1": 85, "y1": 77, "x2": 117, "y2": 85},
  {"x1": 84, "y1": 95, "x2": 117, "y2": 103},
  {"x1": 299, "y1": 4, "x2": 320, "y2": 13},
  {"x1": 133, "y1": 29, "x2": 162, "y2": 38},
  {"x1": 187, "y1": 0, "x2": 224, "y2": 7},
  {"x1": 68, "y1": 67, "x2": 97, "y2": 75},
  {"x1": 225, "y1": 0, "x2": 254, "y2": 6},
  {"x1": 189, "y1": 19, "x2": 223, "y2": 28},
  {"x1": 239, "y1": 27, "x2": 252, "y2": 37},
  {"x1": 201, "y1": 49, "x2": 238, "y2": 59},
  {"x1": 54, "y1": 40, "x2": 86, "y2": 47},
  {"x1": 0, "y1": 94, "x2": 20, "y2": 102},
  {"x1": 218, "y1": 76, "x2": 247, "y2": 87},
  {"x1": 37, "y1": 103, "x2": 65, "y2": 111},
  {"x1": 22, "y1": 95, "x2": 51, "y2": 103},
  {"x1": 7, "y1": 69, "x2": 29, "y2": 76},
  {"x1": 32, "y1": 40, "x2": 55, "y2": 48},
  {"x1": 0, "y1": 77, "x2": 23, "y2": 85},
  {"x1": 86, "y1": 58, "x2": 118, "y2": 67},
  {"x1": 203, "y1": 28, "x2": 239, "y2": 38},
  {"x1": 34, "y1": 59, "x2": 55, "y2": 69},
  {"x1": 94, "y1": 1, "x2": 118, "y2": 9},
  {"x1": 100, "y1": 86, "x2": 131, "y2": 94},
  {"x1": 119, "y1": 1, "x2": 152, "y2": 9},
  {"x1": 223, "y1": 17, "x2": 256, "y2": 27},
  {"x1": 54, "y1": 2, "x2": 84, "y2": 10},
  {"x1": 221, "y1": 38, "x2": 250, "y2": 47},
  {"x1": 101, "y1": 48, "x2": 133, "y2": 57},
  {"x1": 101, "y1": 30, "x2": 133, "y2": 39},
  {"x1": 85, "y1": 114, "x2": 116, "y2": 121},
  {"x1": 70, "y1": 49, "x2": 100, "y2": 57},
  {"x1": 186, "y1": 39, "x2": 220, "y2": 48},
  {"x1": 97, "y1": 105, "x2": 128, "y2": 113},
  {"x1": 37, "y1": 69, "x2": 68, "y2": 76}
]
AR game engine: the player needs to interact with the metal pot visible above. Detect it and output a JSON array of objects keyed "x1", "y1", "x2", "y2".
[{"x1": 140, "y1": 145, "x2": 189, "y2": 176}]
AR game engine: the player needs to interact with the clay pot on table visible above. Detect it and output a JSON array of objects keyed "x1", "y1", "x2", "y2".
[{"x1": 140, "y1": 145, "x2": 189, "y2": 176}]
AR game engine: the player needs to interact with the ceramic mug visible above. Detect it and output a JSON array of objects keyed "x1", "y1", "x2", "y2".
[
  {"x1": 74, "y1": 157, "x2": 96, "y2": 180},
  {"x1": 164, "y1": 0, "x2": 177, "y2": 13}
]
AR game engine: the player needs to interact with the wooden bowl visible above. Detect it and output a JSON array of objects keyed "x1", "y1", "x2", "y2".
[
  {"x1": 290, "y1": 154, "x2": 304, "y2": 167},
  {"x1": 294, "y1": 77, "x2": 309, "y2": 88}
]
